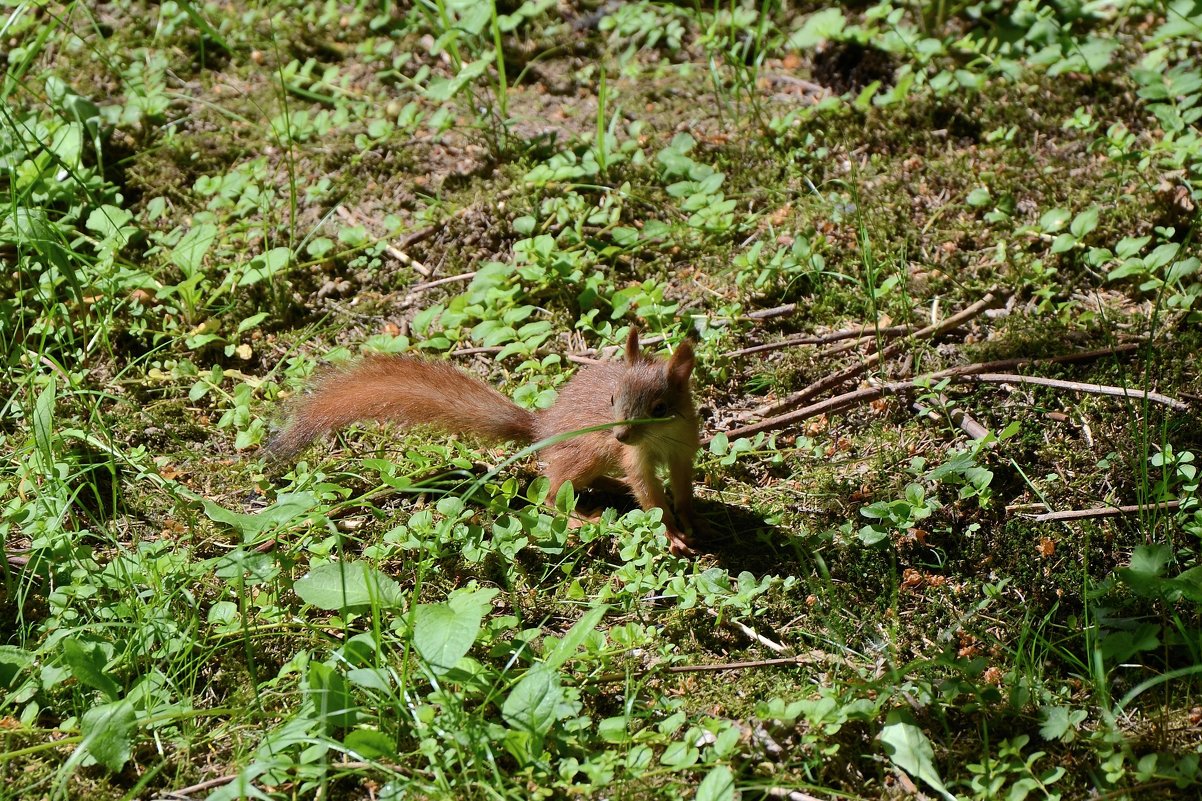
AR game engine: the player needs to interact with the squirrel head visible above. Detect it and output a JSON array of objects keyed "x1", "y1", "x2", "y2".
[{"x1": 611, "y1": 328, "x2": 695, "y2": 444}]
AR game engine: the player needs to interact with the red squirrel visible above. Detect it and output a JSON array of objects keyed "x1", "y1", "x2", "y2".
[{"x1": 267, "y1": 329, "x2": 702, "y2": 555}]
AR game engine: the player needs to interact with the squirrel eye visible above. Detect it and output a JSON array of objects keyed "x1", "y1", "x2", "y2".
[{"x1": 651, "y1": 402, "x2": 669, "y2": 418}]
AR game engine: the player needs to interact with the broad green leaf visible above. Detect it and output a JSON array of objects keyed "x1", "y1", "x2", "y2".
[
  {"x1": 1040, "y1": 709, "x2": 1068, "y2": 741},
  {"x1": 413, "y1": 588, "x2": 495, "y2": 673},
  {"x1": 1145, "y1": 243, "x2": 1180, "y2": 270},
  {"x1": 61, "y1": 638, "x2": 120, "y2": 701},
  {"x1": 238, "y1": 246, "x2": 292, "y2": 286},
  {"x1": 344, "y1": 729, "x2": 398, "y2": 759},
  {"x1": 172, "y1": 222, "x2": 218, "y2": 275},
  {"x1": 880, "y1": 714, "x2": 957, "y2": 801},
  {"x1": 85, "y1": 204, "x2": 135, "y2": 249},
  {"x1": 294, "y1": 560, "x2": 405, "y2": 611},
  {"x1": 1114, "y1": 235, "x2": 1150, "y2": 258},
  {"x1": 966, "y1": 187, "x2": 991, "y2": 207},
  {"x1": 1038, "y1": 207, "x2": 1070, "y2": 232},
  {"x1": 502, "y1": 663, "x2": 563, "y2": 736},
  {"x1": 309, "y1": 662, "x2": 357, "y2": 729},
  {"x1": 202, "y1": 491, "x2": 318, "y2": 542},
  {"x1": 1050, "y1": 233, "x2": 1077, "y2": 254},
  {"x1": 78, "y1": 699, "x2": 136, "y2": 772},
  {"x1": 544, "y1": 604, "x2": 608, "y2": 670},
  {"x1": 1070, "y1": 207, "x2": 1099, "y2": 238},
  {"x1": 787, "y1": 8, "x2": 846, "y2": 49},
  {"x1": 0, "y1": 646, "x2": 33, "y2": 690},
  {"x1": 32, "y1": 380, "x2": 55, "y2": 458},
  {"x1": 697, "y1": 765, "x2": 736, "y2": 801},
  {"x1": 1165, "y1": 257, "x2": 1200, "y2": 283}
]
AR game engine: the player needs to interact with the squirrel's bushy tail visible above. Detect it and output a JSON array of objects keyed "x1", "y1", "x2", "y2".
[{"x1": 266, "y1": 356, "x2": 539, "y2": 458}]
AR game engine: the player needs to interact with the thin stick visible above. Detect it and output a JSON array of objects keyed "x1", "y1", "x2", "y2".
[
  {"x1": 764, "y1": 789, "x2": 829, "y2": 801},
  {"x1": 746, "y1": 289, "x2": 1007, "y2": 420},
  {"x1": 709, "y1": 608, "x2": 789, "y2": 654},
  {"x1": 913, "y1": 394, "x2": 991, "y2": 441},
  {"x1": 724, "y1": 324, "x2": 911, "y2": 358},
  {"x1": 926, "y1": 343, "x2": 1141, "y2": 378},
  {"x1": 154, "y1": 774, "x2": 238, "y2": 798},
  {"x1": 745, "y1": 303, "x2": 797, "y2": 320},
  {"x1": 1025, "y1": 500, "x2": 1183, "y2": 522},
  {"x1": 335, "y1": 206, "x2": 430, "y2": 276},
  {"x1": 963, "y1": 373, "x2": 1188, "y2": 411},
  {"x1": 709, "y1": 345, "x2": 1176, "y2": 443},
  {"x1": 405, "y1": 271, "x2": 478, "y2": 297}
]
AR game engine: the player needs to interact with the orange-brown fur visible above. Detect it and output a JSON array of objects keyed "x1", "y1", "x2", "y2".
[{"x1": 268, "y1": 330, "x2": 702, "y2": 555}]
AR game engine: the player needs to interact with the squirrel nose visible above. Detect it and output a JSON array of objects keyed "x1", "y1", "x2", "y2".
[{"x1": 613, "y1": 424, "x2": 633, "y2": 443}]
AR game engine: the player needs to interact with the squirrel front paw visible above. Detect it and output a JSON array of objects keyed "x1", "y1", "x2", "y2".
[{"x1": 665, "y1": 527, "x2": 697, "y2": 558}]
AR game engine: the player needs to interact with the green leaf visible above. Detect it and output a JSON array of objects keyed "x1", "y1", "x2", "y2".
[
  {"x1": 1039, "y1": 705, "x2": 1086, "y2": 742},
  {"x1": 238, "y1": 246, "x2": 292, "y2": 286},
  {"x1": 696, "y1": 765, "x2": 736, "y2": 801},
  {"x1": 412, "y1": 588, "x2": 495, "y2": 672},
  {"x1": 1070, "y1": 207, "x2": 1099, "y2": 238},
  {"x1": 308, "y1": 662, "x2": 357, "y2": 730},
  {"x1": 33, "y1": 380, "x2": 56, "y2": 458},
  {"x1": 1116, "y1": 543, "x2": 1173, "y2": 599},
  {"x1": 1170, "y1": 565, "x2": 1202, "y2": 602},
  {"x1": 502, "y1": 663, "x2": 563, "y2": 736},
  {"x1": 172, "y1": 222, "x2": 218, "y2": 275},
  {"x1": 1038, "y1": 208, "x2": 1070, "y2": 232},
  {"x1": 544, "y1": 605, "x2": 608, "y2": 670},
  {"x1": 1115, "y1": 235, "x2": 1150, "y2": 259},
  {"x1": 787, "y1": 7, "x2": 845, "y2": 49},
  {"x1": 343, "y1": 729, "x2": 398, "y2": 760},
  {"x1": 78, "y1": 699, "x2": 136, "y2": 772},
  {"x1": 294, "y1": 560, "x2": 405, "y2": 611},
  {"x1": 202, "y1": 492, "x2": 318, "y2": 542},
  {"x1": 61, "y1": 638, "x2": 120, "y2": 701},
  {"x1": 1108, "y1": 258, "x2": 1147, "y2": 281},
  {"x1": 966, "y1": 187, "x2": 991, "y2": 207},
  {"x1": 1050, "y1": 233, "x2": 1077, "y2": 254},
  {"x1": 880, "y1": 714, "x2": 958, "y2": 801},
  {"x1": 1145, "y1": 243, "x2": 1180, "y2": 270},
  {"x1": 0, "y1": 646, "x2": 34, "y2": 691},
  {"x1": 85, "y1": 205, "x2": 135, "y2": 249}
]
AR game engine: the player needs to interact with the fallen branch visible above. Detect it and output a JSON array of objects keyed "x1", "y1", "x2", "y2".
[
  {"x1": 725, "y1": 324, "x2": 911, "y2": 358},
  {"x1": 1024, "y1": 500, "x2": 1184, "y2": 522},
  {"x1": 335, "y1": 206, "x2": 430, "y2": 276},
  {"x1": 404, "y1": 271, "x2": 478, "y2": 298},
  {"x1": 745, "y1": 303, "x2": 797, "y2": 320},
  {"x1": 913, "y1": 393, "x2": 992, "y2": 441},
  {"x1": 746, "y1": 288, "x2": 1008, "y2": 420},
  {"x1": 961, "y1": 373, "x2": 1188, "y2": 411},
  {"x1": 708, "y1": 344, "x2": 1175, "y2": 443},
  {"x1": 709, "y1": 608, "x2": 789, "y2": 654},
  {"x1": 927, "y1": 343, "x2": 1140, "y2": 378}
]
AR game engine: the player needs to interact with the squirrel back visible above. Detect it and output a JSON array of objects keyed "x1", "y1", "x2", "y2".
[{"x1": 266, "y1": 355, "x2": 539, "y2": 458}]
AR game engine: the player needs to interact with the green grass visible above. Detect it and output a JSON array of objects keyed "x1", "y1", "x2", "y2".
[{"x1": 3, "y1": 1, "x2": 1202, "y2": 799}]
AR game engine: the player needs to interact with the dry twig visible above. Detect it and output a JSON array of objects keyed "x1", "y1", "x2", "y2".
[
  {"x1": 745, "y1": 289, "x2": 1008, "y2": 420},
  {"x1": 335, "y1": 206, "x2": 430, "y2": 276},
  {"x1": 961, "y1": 373, "x2": 1188, "y2": 411},
  {"x1": 709, "y1": 344, "x2": 1175, "y2": 443},
  {"x1": 1024, "y1": 500, "x2": 1184, "y2": 522},
  {"x1": 724, "y1": 324, "x2": 911, "y2": 358}
]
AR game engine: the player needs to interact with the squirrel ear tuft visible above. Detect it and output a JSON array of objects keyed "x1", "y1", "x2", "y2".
[
  {"x1": 667, "y1": 339, "x2": 695, "y2": 389},
  {"x1": 625, "y1": 326, "x2": 641, "y2": 364}
]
